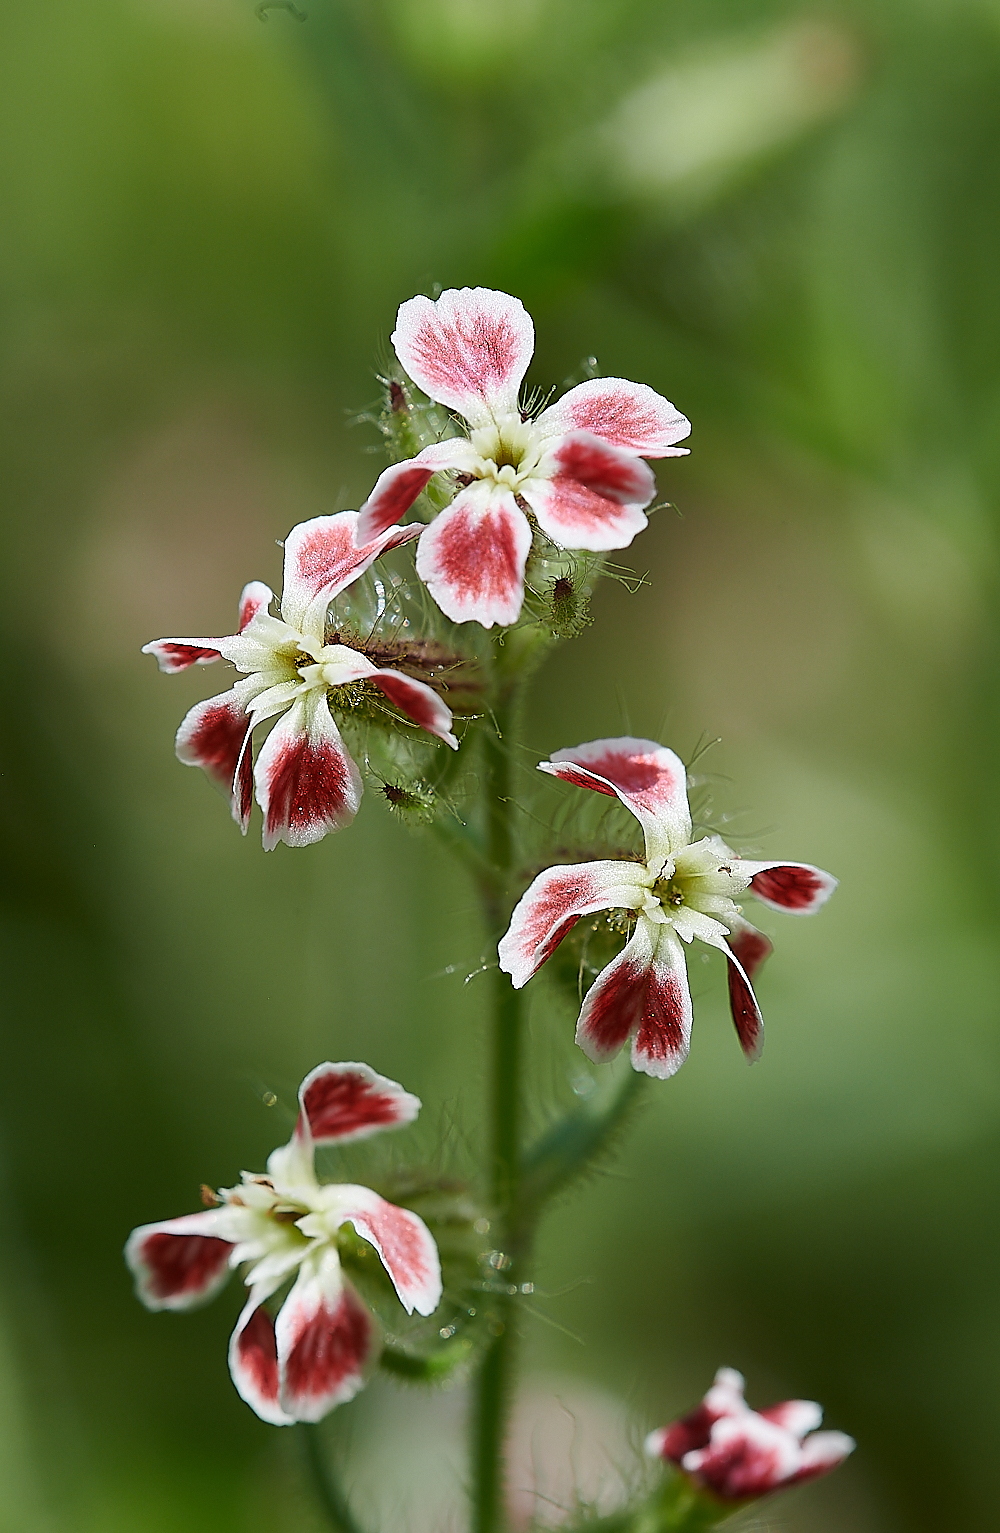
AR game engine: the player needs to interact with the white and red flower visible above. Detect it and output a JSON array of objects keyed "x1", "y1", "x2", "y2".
[
  {"x1": 645, "y1": 1367, "x2": 855, "y2": 1501},
  {"x1": 125, "y1": 1062, "x2": 442, "y2": 1425},
  {"x1": 355, "y1": 287, "x2": 690, "y2": 628},
  {"x1": 143, "y1": 512, "x2": 458, "y2": 850},
  {"x1": 498, "y1": 738, "x2": 836, "y2": 1079}
]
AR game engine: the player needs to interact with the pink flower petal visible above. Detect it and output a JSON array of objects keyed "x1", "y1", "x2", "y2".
[
  {"x1": 356, "y1": 438, "x2": 480, "y2": 542},
  {"x1": 498, "y1": 860, "x2": 648, "y2": 989},
  {"x1": 142, "y1": 639, "x2": 223, "y2": 673},
  {"x1": 539, "y1": 737, "x2": 691, "y2": 865},
  {"x1": 742, "y1": 861, "x2": 838, "y2": 915},
  {"x1": 334, "y1": 1187, "x2": 442, "y2": 1317},
  {"x1": 254, "y1": 694, "x2": 363, "y2": 851},
  {"x1": 576, "y1": 919, "x2": 693, "y2": 1079},
  {"x1": 175, "y1": 690, "x2": 254, "y2": 831},
  {"x1": 683, "y1": 1413, "x2": 798, "y2": 1499},
  {"x1": 295, "y1": 1061, "x2": 421, "y2": 1147},
  {"x1": 414, "y1": 484, "x2": 531, "y2": 628},
  {"x1": 646, "y1": 1368, "x2": 749, "y2": 1463},
  {"x1": 367, "y1": 669, "x2": 458, "y2": 748},
  {"x1": 280, "y1": 512, "x2": 421, "y2": 635},
  {"x1": 726, "y1": 918, "x2": 774, "y2": 981},
  {"x1": 392, "y1": 287, "x2": 534, "y2": 422},
  {"x1": 788, "y1": 1430, "x2": 856, "y2": 1484},
  {"x1": 229, "y1": 1292, "x2": 294, "y2": 1426},
  {"x1": 124, "y1": 1212, "x2": 234, "y2": 1312},
  {"x1": 536, "y1": 377, "x2": 691, "y2": 457},
  {"x1": 524, "y1": 433, "x2": 655, "y2": 552},
  {"x1": 722, "y1": 940, "x2": 765, "y2": 1063},
  {"x1": 238, "y1": 580, "x2": 273, "y2": 632},
  {"x1": 760, "y1": 1399, "x2": 824, "y2": 1437},
  {"x1": 276, "y1": 1255, "x2": 376, "y2": 1422}
]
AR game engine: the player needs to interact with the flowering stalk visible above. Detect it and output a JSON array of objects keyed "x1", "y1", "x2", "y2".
[{"x1": 128, "y1": 286, "x2": 853, "y2": 1533}]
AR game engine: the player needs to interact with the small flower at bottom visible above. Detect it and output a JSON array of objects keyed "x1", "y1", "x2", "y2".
[
  {"x1": 143, "y1": 512, "x2": 458, "y2": 849},
  {"x1": 356, "y1": 286, "x2": 690, "y2": 628},
  {"x1": 645, "y1": 1367, "x2": 855, "y2": 1501},
  {"x1": 498, "y1": 737, "x2": 837, "y2": 1078},
  {"x1": 125, "y1": 1062, "x2": 442, "y2": 1424}
]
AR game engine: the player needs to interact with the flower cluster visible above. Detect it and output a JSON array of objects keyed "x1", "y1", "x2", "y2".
[
  {"x1": 145, "y1": 288, "x2": 689, "y2": 843},
  {"x1": 132, "y1": 286, "x2": 854, "y2": 1512},
  {"x1": 126, "y1": 1062, "x2": 441, "y2": 1423},
  {"x1": 499, "y1": 737, "x2": 836, "y2": 1077},
  {"x1": 646, "y1": 1367, "x2": 855, "y2": 1501}
]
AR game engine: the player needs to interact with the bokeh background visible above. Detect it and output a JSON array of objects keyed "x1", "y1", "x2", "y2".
[{"x1": 2, "y1": 0, "x2": 999, "y2": 1528}]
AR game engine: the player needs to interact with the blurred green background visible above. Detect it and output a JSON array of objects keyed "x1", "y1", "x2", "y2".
[{"x1": 2, "y1": 0, "x2": 998, "y2": 1528}]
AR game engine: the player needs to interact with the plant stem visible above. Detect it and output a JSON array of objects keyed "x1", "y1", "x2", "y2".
[
  {"x1": 299, "y1": 1423, "x2": 367, "y2": 1533},
  {"x1": 471, "y1": 686, "x2": 524, "y2": 1533}
]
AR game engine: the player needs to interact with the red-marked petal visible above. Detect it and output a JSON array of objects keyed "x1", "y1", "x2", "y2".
[
  {"x1": 760, "y1": 1400, "x2": 823, "y2": 1437},
  {"x1": 727, "y1": 918, "x2": 774, "y2": 981},
  {"x1": 254, "y1": 694, "x2": 362, "y2": 851},
  {"x1": 723, "y1": 942, "x2": 765, "y2": 1063},
  {"x1": 525, "y1": 433, "x2": 655, "y2": 551},
  {"x1": 238, "y1": 580, "x2": 273, "y2": 632},
  {"x1": 295, "y1": 1061, "x2": 421, "y2": 1147},
  {"x1": 334, "y1": 1187, "x2": 442, "y2": 1317},
  {"x1": 367, "y1": 669, "x2": 458, "y2": 749},
  {"x1": 393, "y1": 287, "x2": 534, "y2": 422},
  {"x1": 276, "y1": 1256, "x2": 376, "y2": 1422},
  {"x1": 537, "y1": 378, "x2": 691, "y2": 457},
  {"x1": 125, "y1": 1212, "x2": 234, "y2": 1312},
  {"x1": 499, "y1": 860, "x2": 648, "y2": 989},
  {"x1": 229, "y1": 1292, "x2": 294, "y2": 1425},
  {"x1": 576, "y1": 920, "x2": 693, "y2": 1079},
  {"x1": 280, "y1": 512, "x2": 421, "y2": 636},
  {"x1": 683, "y1": 1413, "x2": 799, "y2": 1499},
  {"x1": 741, "y1": 861, "x2": 838, "y2": 915},
  {"x1": 787, "y1": 1430, "x2": 856, "y2": 1485},
  {"x1": 415, "y1": 485, "x2": 531, "y2": 628},
  {"x1": 356, "y1": 438, "x2": 479, "y2": 542},
  {"x1": 142, "y1": 639, "x2": 223, "y2": 673},
  {"x1": 540, "y1": 737, "x2": 691, "y2": 865},
  {"x1": 175, "y1": 690, "x2": 253, "y2": 829},
  {"x1": 645, "y1": 1368, "x2": 749, "y2": 1463}
]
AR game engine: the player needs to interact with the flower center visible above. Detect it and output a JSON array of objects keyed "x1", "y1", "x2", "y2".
[{"x1": 652, "y1": 874, "x2": 688, "y2": 910}]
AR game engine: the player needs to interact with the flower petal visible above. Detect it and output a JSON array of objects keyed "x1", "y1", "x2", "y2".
[
  {"x1": 366, "y1": 669, "x2": 458, "y2": 749},
  {"x1": 356, "y1": 438, "x2": 480, "y2": 542},
  {"x1": 254, "y1": 693, "x2": 363, "y2": 851},
  {"x1": 229, "y1": 1289, "x2": 295, "y2": 1426},
  {"x1": 726, "y1": 918, "x2": 774, "y2": 981},
  {"x1": 276, "y1": 1252, "x2": 376, "y2": 1422},
  {"x1": 415, "y1": 484, "x2": 531, "y2": 628},
  {"x1": 789, "y1": 1430, "x2": 856, "y2": 1484},
  {"x1": 175, "y1": 689, "x2": 254, "y2": 831},
  {"x1": 523, "y1": 434, "x2": 655, "y2": 552},
  {"x1": 142, "y1": 639, "x2": 223, "y2": 673},
  {"x1": 645, "y1": 1368, "x2": 750, "y2": 1463},
  {"x1": 683, "y1": 1412, "x2": 800, "y2": 1499},
  {"x1": 125, "y1": 1212, "x2": 234, "y2": 1312},
  {"x1": 331, "y1": 1186, "x2": 442, "y2": 1317},
  {"x1": 295, "y1": 1061, "x2": 422, "y2": 1147},
  {"x1": 536, "y1": 378, "x2": 691, "y2": 457},
  {"x1": 760, "y1": 1400, "x2": 824, "y2": 1437},
  {"x1": 238, "y1": 580, "x2": 274, "y2": 631},
  {"x1": 539, "y1": 737, "x2": 691, "y2": 866},
  {"x1": 741, "y1": 861, "x2": 838, "y2": 914},
  {"x1": 499, "y1": 860, "x2": 649, "y2": 989},
  {"x1": 576, "y1": 919, "x2": 693, "y2": 1079},
  {"x1": 722, "y1": 940, "x2": 765, "y2": 1063},
  {"x1": 280, "y1": 512, "x2": 421, "y2": 637},
  {"x1": 392, "y1": 287, "x2": 534, "y2": 423}
]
